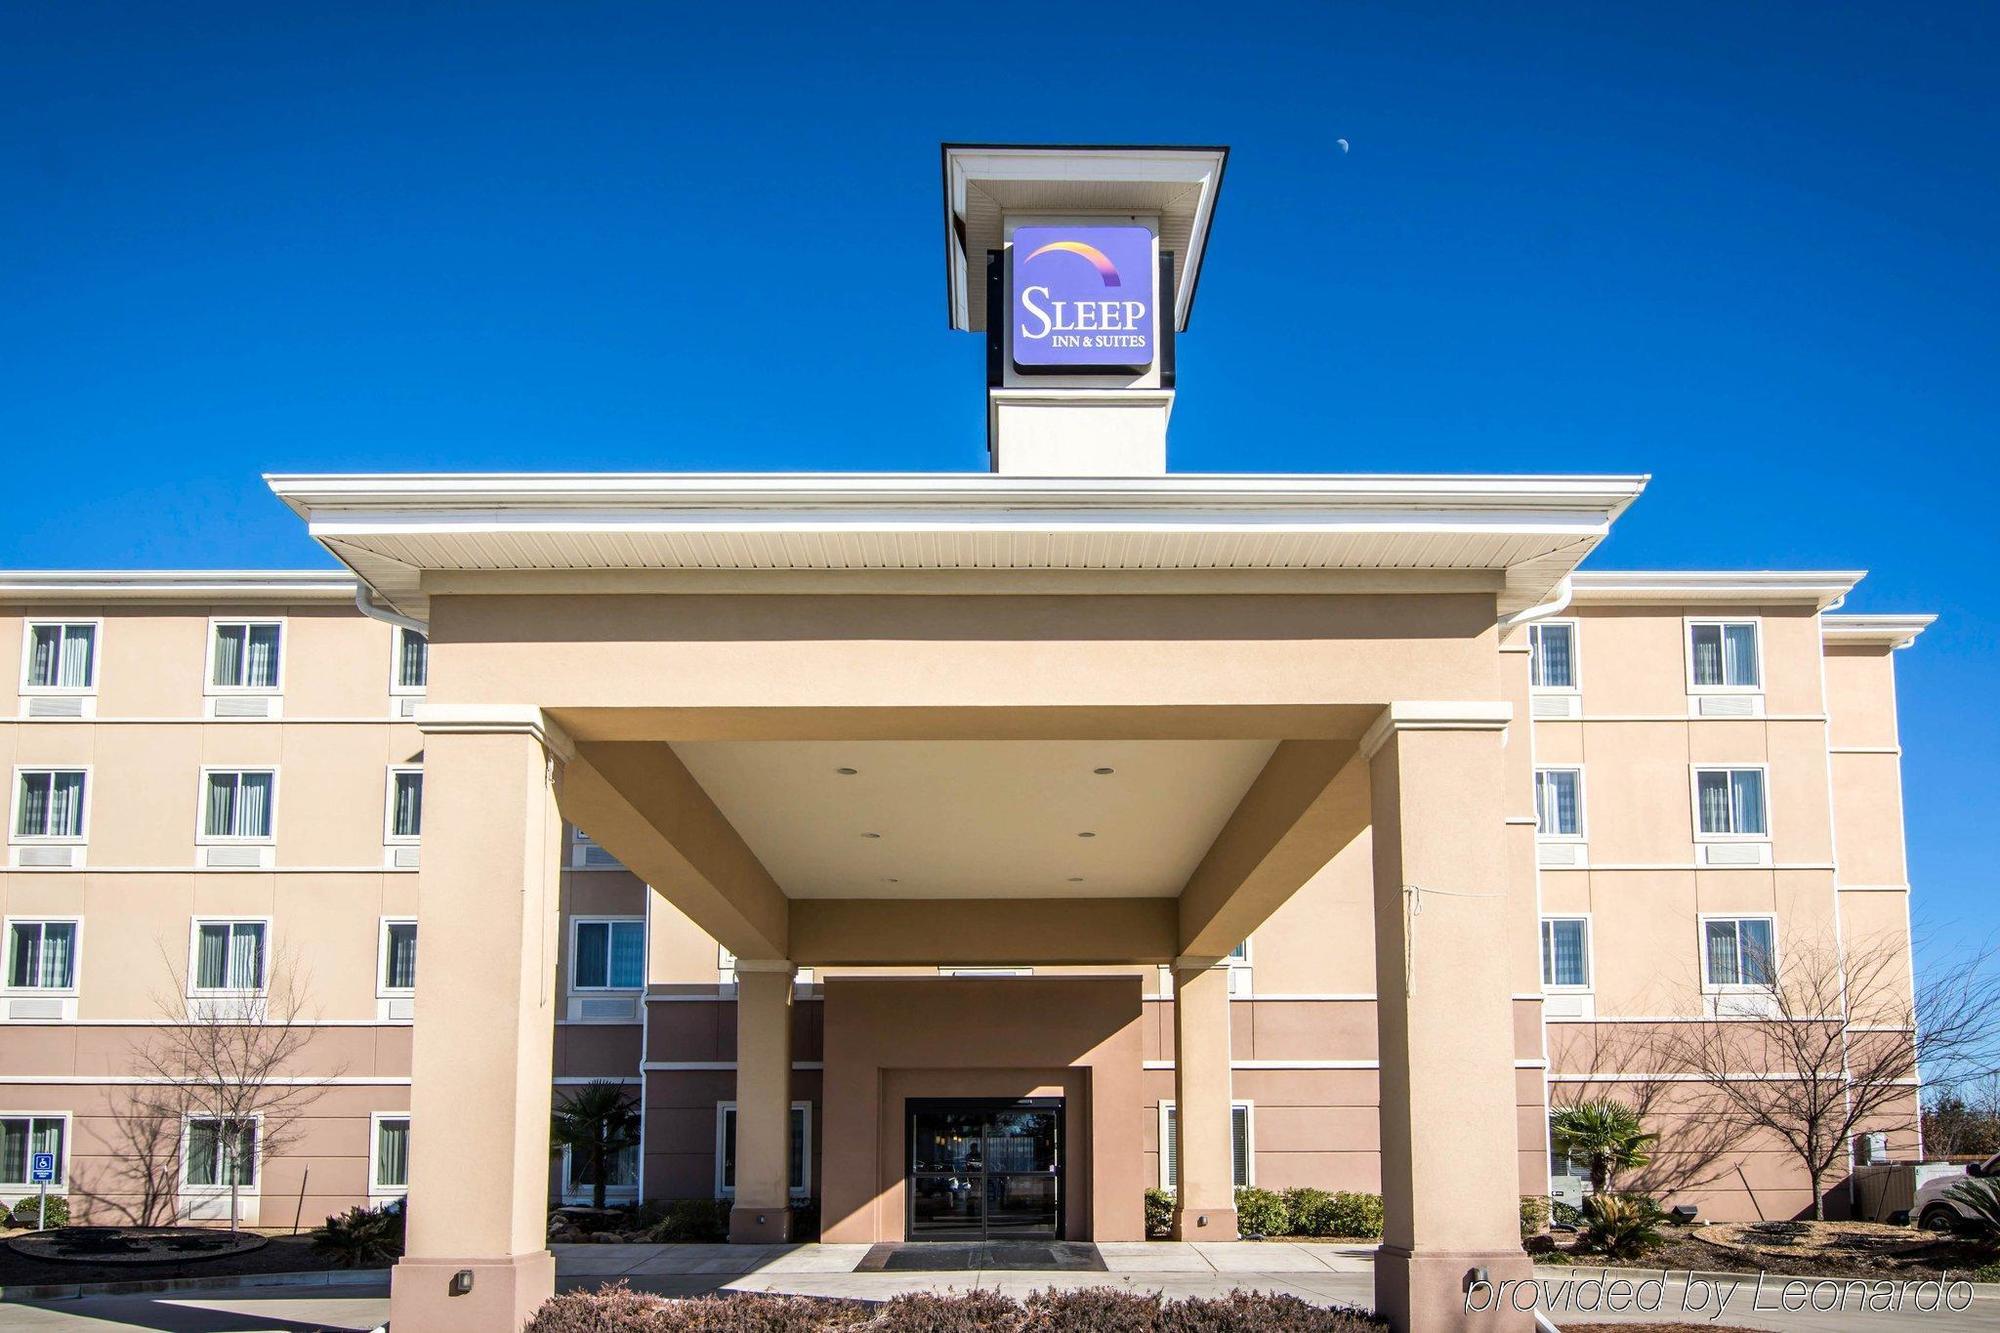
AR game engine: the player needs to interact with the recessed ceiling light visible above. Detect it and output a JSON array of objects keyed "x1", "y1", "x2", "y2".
[
  {"x1": 1067, "y1": 876, "x2": 1085, "y2": 883},
  {"x1": 884, "y1": 877, "x2": 900, "y2": 884},
  {"x1": 861, "y1": 832, "x2": 882, "y2": 839},
  {"x1": 837, "y1": 767, "x2": 859, "y2": 775},
  {"x1": 1077, "y1": 831, "x2": 1096, "y2": 838},
  {"x1": 1093, "y1": 767, "x2": 1114, "y2": 775}
]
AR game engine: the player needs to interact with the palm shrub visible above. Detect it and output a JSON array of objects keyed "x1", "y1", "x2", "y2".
[
  {"x1": 311, "y1": 1205, "x2": 406, "y2": 1268},
  {"x1": 10, "y1": 1195, "x2": 70, "y2": 1229},
  {"x1": 1519, "y1": 1195, "x2": 1550, "y2": 1237},
  {"x1": 549, "y1": 1080, "x2": 641, "y2": 1211},
  {"x1": 1232, "y1": 1186, "x2": 1288, "y2": 1237},
  {"x1": 1577, "y1": 1193, "x2": 1664, "y2": 1261},
  {"x1": 1145, "y1": 1187, "x2": 1174, "y2": 1237},
  {"x1": 1550, "y1": 1100, "x2": 1658, "y2": 1193},
  {"x1": 1944, "y1": 1177, "x2": 2000, "y2": 1247}
]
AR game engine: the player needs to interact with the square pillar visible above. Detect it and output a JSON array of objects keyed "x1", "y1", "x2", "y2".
[
  {"x1": 1363, "y1": 703, "x2": 1534, "y2": 1332},
  {"x1": 389, "y1": 716, "x2": 568, "y2": 1333},
  {"x1": 1168, "y1": 957, "x2": 1237, "y2": 1240},
  {"x1": 728, "y1": 962, "x2": 795, "y2": 1242}
]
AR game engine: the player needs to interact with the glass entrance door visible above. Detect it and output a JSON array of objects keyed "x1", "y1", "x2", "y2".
[{"x1": 907, "y1": 1098, "x2": 1061, "y2": 1240}]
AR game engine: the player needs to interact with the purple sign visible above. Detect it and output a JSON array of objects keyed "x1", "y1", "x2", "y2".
[{"x1": 1010, "y1": 224, "x2": 1156, "y2": 369}]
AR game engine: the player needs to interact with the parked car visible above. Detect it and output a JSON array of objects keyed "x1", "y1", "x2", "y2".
[{"x1": 1914, "y1": 1152, "x2": 2000, "y2": 1233}]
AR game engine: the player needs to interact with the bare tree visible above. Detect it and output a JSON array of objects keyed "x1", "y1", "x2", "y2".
[
  {"x1": 1551, "y1": 1022, "x2": 1744, "y2": 1200},
  {"x1": 69, "y1": 1094, "x2": 186, "y2": 1225},
  {"x1": 128, "y1": 943, "x2": 340, "y2": 1231},
  {"x1": 1653, "y1": 931, "x2": 1999, "y2": 1220}
]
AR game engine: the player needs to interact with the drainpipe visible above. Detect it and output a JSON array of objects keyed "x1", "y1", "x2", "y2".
[
  {"x1": 1499, "y1": 574, "x2": 1574, "y2": 631},
  {"x1": 353, "y1": 583, "x2": 429, "y2": 636}
]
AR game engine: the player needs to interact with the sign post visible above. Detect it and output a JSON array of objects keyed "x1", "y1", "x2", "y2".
[{"x1": 30, "y1": 1151, "x2": 56, "y2": 1228}]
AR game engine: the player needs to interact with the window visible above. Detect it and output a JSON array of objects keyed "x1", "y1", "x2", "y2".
[
  {"x1": 715, "y1": 1102, "x2": 811, "y2": 1196},
  {"x1": 208, "y1": 620, "x2": 282, "y2": 690},
  {"x1": 372, "y1": 1116, "x2": 410, "y2": 1192},
  {"x1": 0, "y1": 1116, "x2": 66, "y2": 1188},
  {"x1": 184, "y1": 1117, "x2": 257, "y2": 1188},
  {"x1": 393, "y1": 628, "x2": 428, "y2": 692},
  {"x1": 1694, "y1": 767, "x2": 1768, "y2": 838},
  {"x1": 567, "y1": 1141, "x2": 640, "y2": 1197},
  {"x1": 191, "y1": 920, "x2": 267, "y2": 994},
  {"x1": 571, "y1": 919, "x2": 644, "y2": 990},
  {"x1": 1159, "y1": 1102, "x2": 1253, "y2": 1191},
  {"x1": 1528, "y1": 621, "x2": 1577, "y2": 690},
  {"x1": 22, "y1": 622, "x2": 97, "y2": 692},
  {"x1": 13, "y1": 770, "x2": 87, "y2": 840},
  {"x1": 201, "y1": 770, "x2": 275, "y2": 841},
  {"x1": 1226, "y1": 939, "x2": 1251, "y2": 964},
  {"x1": 386, "y1": 768, "x2": 423, "y2": 841},
  {"x1": 7, "y1": 920, "x2": 78, "y2": 990},
  {"x1": 1540, "y1": 918, "x2": 1591, "y2": 989},
  {"x1": 380, "y1": 920, "x2": 417, "y2": 994},
  {"x1": 1702, "y1": 917, "x2": 1776, "y2": 989},
  {"x1": 1688, "y1": 620, "x2": 1760, "y2": 690},
  {"x1": 1534, "y1": 768, "x2": 1583, "y2": 838}
]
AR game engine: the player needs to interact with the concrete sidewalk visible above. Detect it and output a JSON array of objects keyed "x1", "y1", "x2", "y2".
[{"x1": 0, "y1": 1242, "x2": 1992, "y2": 1332}]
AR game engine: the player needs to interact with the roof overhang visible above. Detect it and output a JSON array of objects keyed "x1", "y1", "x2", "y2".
[
  {"x1": 0, "y1": 570, "x2": 356, "y2": 602},
  {"x1": 267, "y1": 471, "x2": 1646, "y2": 625},
  {"x1": 1821, "y1": 613, "x2": 1936, "y2": 648},
  {"x1": 1569, "y1": 569, "x2": 1863, "y2": 612},
  {"x1": 942, "y1": 143, "x2": 1229, "y2": 334}
]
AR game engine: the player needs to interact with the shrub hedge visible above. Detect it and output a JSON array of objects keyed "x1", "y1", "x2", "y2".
[
  {"x1": 9, "y1": 1194, "x2": 70, "y2": 1229},
  {"x1": 525, "y1": 1285, "x2": 1385, "y2": 1332}
]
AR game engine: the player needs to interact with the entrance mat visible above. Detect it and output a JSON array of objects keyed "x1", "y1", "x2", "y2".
[{"x1": 857, "y1": 1241, "x2": 1108, "y2": 1272}]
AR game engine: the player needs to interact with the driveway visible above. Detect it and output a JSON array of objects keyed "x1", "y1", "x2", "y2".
[{"x1": 0, "y1": 1243, "x2": 1991, "y2": 1332}]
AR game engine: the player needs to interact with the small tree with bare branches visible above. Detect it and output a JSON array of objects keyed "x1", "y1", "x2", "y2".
[
  {"x1": 1653, "y1": 931, "x2": 1998, "y2": 1219},
  {"x1": 129, "y1": 942, "x2": 340, "y2": 1231}
]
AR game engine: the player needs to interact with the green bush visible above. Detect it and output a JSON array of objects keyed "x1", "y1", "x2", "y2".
[
  {"x1": 1551, "y1": 1198, "x2": 1583, "y2": 1228},
  {"x1": 1145, "y1": 1187, "x2": 1174, "y2": 1237},
  {"x1": 1280, "y1": 1188, "x2": 1335, "y2": 1236},
  {"x1": 1519, "y1": 1194, "x2": 1550, "y2": 1237},
  {"x1": 10, "y1": 1194, "x2": 70, "y2": 1229},
  {"x1": 1323, "y1": 1192, "x2": 1383, "y2": 1239},
  {"x1": 1232, "y1": 1186, "x2": 1288, "y2": 1237},
  {"x1": 1577, "y1": 1193, "x2": 1663, "y2": 1261},
  {"x1": 642, "y1": 1197, "x2": 732, "y2": 1243},
  {"x1": 525, "y1": 1285, "x2": 1386, "y2": 1332},
  {"x1": 310, "y1": 1205, "x2": 406, "y2": 1268}
]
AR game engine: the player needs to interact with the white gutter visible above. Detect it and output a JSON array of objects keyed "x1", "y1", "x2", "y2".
[
  {"x1": 1499, "y1": 574, "x2": 1573, "y2": 630},
  {"x1": 354, "y1": 583, "x2": 427, "y2": 635}
]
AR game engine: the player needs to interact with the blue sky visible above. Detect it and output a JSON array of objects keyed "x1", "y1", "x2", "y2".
[{"x1": 2, "y1": 4, "x2": 1993, "y2": 952}]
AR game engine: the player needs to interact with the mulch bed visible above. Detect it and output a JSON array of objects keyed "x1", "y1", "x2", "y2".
[
  {"x1": 0, "y1": 1228, "x2": 342, "y2": 1287},
  {"x1": 1641, "y1": 1219, "x2": 1991, "y2": 1280}
]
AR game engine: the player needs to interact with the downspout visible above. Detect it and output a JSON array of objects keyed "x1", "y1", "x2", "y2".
[
  {"x1": 1499, "y1": 574, "x2": 1574, "y2": 631},
  {"x1": 353, "y1": 582, "x2": 429, "y2": 636}
]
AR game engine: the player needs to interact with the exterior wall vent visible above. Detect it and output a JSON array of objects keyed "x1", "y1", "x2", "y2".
[
  {"x1": 1700, "y1": 843, "x2": 1769, "y2": 867},
  {"x1": 7, "y1": 997, "x2": 66, "y2": 1021},
  {"x1": 1537, "y1": 843, "x2": 1583, "y2": 867},
  {"x1": 1695, "y1": 694, "x2": 1761, "y2": 718},
  {"x1": 204, "y1": 845, "x2": 265, "y2": 868},
  {"x1": 26, "y1": 696, "x2": 86, "y2": 718},
  {"x1": 577, "y1": 996, "x2": 640, "y2": 1022},
  {"x1": 393, "y1": 846, "x2": 421, "y2": 869},
  {"x1": 16, "y1": 845, "x2": 77, "y2": 868},
  {"x1": 212, "y1": 696, "x2": 273, "y2": 718},
  {"x1": 1531, "y1": 695, "x2": 1580, "y2": 719}
]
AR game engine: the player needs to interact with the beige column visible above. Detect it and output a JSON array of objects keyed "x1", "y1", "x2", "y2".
[
  {"x1": 1364, "y1": 703, "x2": 1533, "y2": 1332},
  {"x1": 389, "y1": 715, "x2": 567, "y2": 1333},
  {"x1": 1168, "y1": 956, "x2": 1237, "y2": 1240},
  {"x1": 728, "y1": 962, "x2": 795, "y2": 1242}
]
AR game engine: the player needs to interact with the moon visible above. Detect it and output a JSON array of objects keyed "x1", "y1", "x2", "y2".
[{"x1": 1336, "y1": 138, "x2": 1350, "y2": 154}]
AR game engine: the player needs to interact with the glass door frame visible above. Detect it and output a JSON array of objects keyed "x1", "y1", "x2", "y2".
[{"x1": 904, "y1": 1096, "x2": 1064, "y2": 1241}]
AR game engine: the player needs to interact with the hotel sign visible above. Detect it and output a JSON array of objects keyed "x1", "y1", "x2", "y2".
[{"x1": 1010, "y1": 224, "x2": 1155, "y2": 370}]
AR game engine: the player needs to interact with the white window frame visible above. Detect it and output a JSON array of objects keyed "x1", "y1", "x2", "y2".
[
  {"x1": 1527, "y1": 618, "x2": 1580, "y2": 693},
  {"x1": 389, "y1": 626, "x2": 429, "y2": 696},
  {"x1": 4, "y1": 917, "x2": 83, "y2": 995},
  {"x1": 179, "y1": 1112, "x2": 262, "y2": 1194},
  {"x1": 203, "y1": 617, "x2": 286, "y2": 695},
  {"x1": 0, "y1": 1111, "x2": 73, "y2": 1193},
  {"x1": 383, "y1": 766, "x2": 423, "y2": 844},
  {"x1": 713, "y1": 1100, "x2": 812, "y2": 1199},
  {"x1": 559, "y1": 1137, "x2": 642, "y2": 1205},
  {"x1": 1698, "y1": 913, "x2": 1779, "y2": 994},
  {"x1": 1533, "y1": 766, "x2": 1586, "y2": 841},
  {"x1": 568, "y1": 917, "x2": 645, "y2": 993},
  {"x1": 1684, "y1": 616, "x2": 1763, "y2": 695},
  {"x1": 196, "y1": 767, "x2": 279, "y2": 845},
  {"x1": 939, "y1": 966, "x2": 1034, "y2": 977},
  {"x1": 186, "y1": 917, "x2": 272, "y2": 998},
  {"x1": 377, "y1": 917, "x2": 418, "y2": 999},
  {"x1": 1157, "y1": 1099, "x2": 1255, "y2": 1192},
  {"x1": 1539, "y1": 915, "x2": 1593, "y2": 992},
  {"x1": 1689, "y1": 763, "x2": 1772, "y2": 842},
  {"x1": 368, "y1": 1111, "x2": 411, "y2": 1197},
  {"x1": 9, "y1": 766, "x2": 91, "y2": 844},
  {"x1": 19, "y1": 619, "x2": 102, "y2": 696}
]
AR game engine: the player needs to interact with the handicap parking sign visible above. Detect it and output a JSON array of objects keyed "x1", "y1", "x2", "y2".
[{"x1": 30, "y1": 1152, "x2": 55, "y2": 1183}]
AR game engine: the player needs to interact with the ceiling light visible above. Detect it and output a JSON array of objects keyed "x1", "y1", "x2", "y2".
[
  {"x1": 1077, "y1": 831, "x2": 1096, "y2": 838},
  {"x1": 884, "y1": 877, "x2": 900, "y2": 884},
  {"x1": 1067, "y1": 876, "x2": 1085, "y2": 883},
  {"x1": 837, "y1": 767, "x2": 859, "y2": 775},
  {"x1": 861, "y1": 832, "x2": 882, "y2": 839},
  {"x1": 1093, "y1": 767, "x2": 1114, "y2": 775}
]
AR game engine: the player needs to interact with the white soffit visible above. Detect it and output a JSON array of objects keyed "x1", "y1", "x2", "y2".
[
  {"x1": 942, "y1": 144, "x2": 1229, "y2": 334},
  {"x1": 0, "y1": 570, "x2": 356, "y2": 602},
  {"x1": 1569, "y1": 570, "x2": 1864, "y2": 611},
  {"x1": 673, "y1": 738, "x2": 1277, "y2": 900},
  {"x1": 267, "y1": 472, "x2": 1648, "y2": 623},
  {"x1": 1821, "y1": 613, "x2": 1936, "y2": 648}
]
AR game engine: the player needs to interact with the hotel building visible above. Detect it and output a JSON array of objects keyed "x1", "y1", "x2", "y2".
[{"x1": 0, "y1": 147, "x2": 1933, "y2": 1331}]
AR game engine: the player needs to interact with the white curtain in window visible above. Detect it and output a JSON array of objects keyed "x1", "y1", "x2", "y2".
[
  {"x1": 30, "y1": 923, "x2": 75, "y2": 988},
  {"x1": 1722, "y1": 624, "x2": 1758, "y2": 687},
  {"x1": 1544, "y1": 919, "x2": 1587, "y2": 987},
  {"x1": 1730, "y1": 770, "x2": 1766, "y2": 835},
  {"x1": 392, "y1": 772, "x2": 423, "y2": 838},
  {"x1": 15, "y1": 772, "x2": 48, "y2": 837},
  {"x1": 208, "y1": 772, "x2": 273, "y2": 838},
  {"x1": 383, "y1": 924, "x2": 417, "y2": 989},
  {"x1": 230, "y1": 924, "x2": 265, "y2": 990},
  {"x1": 196, "y1": 923, "x2": 230, "y2": 989},
  {"x1": 59, "y1": 626, "x2": 93, "y2": 687},
  {"x1": 1538, "y1": 771, "x2": 1579, "y2": 836},
  {"x1": 1705, "y1": 920, "x2": 1741, "y2": 985},
  {"x1": 398, "y1": 631, "x2": 428, "y2": 689},
  {"x1": 186, "y1": 1119, "x2": 221, "y2": 1186},
  {"x1": 1696, "y1": 771, "x2": 1732, "y2": 834},
  {"x1": 1533, "y1": 624, "x2": 1574, "y2": 688},
  {"x1": 244, "y1": 625, "x2": 280, "y2": 687},
  {"x1": 28, "y1": 626, "x2": 62, "y2": 687},
  {"x1": 1737, "y1": 919, "x2": 1775, "y2": 985},
  {"x1": 212, "y1": 626, "x2": 244, "y2": 687},
  {"x1": 1691, "y1": 624, "x2": 1723, "y2": 685},
  {"x1": 376, "y1": 1119, "x2": 410, "y2": 1188}
]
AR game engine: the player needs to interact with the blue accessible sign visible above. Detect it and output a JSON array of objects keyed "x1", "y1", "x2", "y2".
[{"x1": 30, "y1": 1152, "x2": 56, "y2": 1183}]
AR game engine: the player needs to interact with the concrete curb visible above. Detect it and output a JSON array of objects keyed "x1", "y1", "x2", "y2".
[{"x1": 0, "y1": 1265, "x2": 388, "y2": 1303}]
